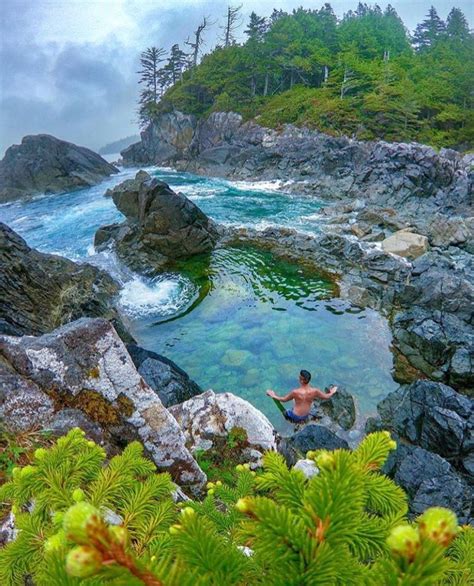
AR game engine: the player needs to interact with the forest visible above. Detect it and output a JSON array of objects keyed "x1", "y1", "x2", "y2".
[{"x1": 137, "y1": 3, "x2": 473, "y2": 149}]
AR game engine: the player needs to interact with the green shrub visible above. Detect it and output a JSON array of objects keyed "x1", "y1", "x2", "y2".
[{"x1": 0, "y1": 428, "x2": 471, "y2": 585}]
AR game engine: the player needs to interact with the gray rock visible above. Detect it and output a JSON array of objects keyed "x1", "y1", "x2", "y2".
[
  {"x1": 126, "y1": 344, "x2": 202, "y2": 407},
  {"x1": 0, "y1": 318, "x2": 206, "y2": 492},
  {"x1": 383, "y1": 444, "x2": 472, "y2": 524},
  {"x1": 293, "y1": 459, "x2": 319, "y2": 479},
  {"x1": 169, "y1": 389, "x2": 277, "y2": 455},
  {"x1": 381, "y1": 230, "x2": 429, "y2": 259},
  {"x1": 287, "y1": 424, "x2": 349, "y2": 456},
  {"x1": 0, "y1": 223, "x2": 130, "y2": 341},
  {"x1": 377, "y1": 380, "x2": 473, "y2": 474},
  {"x1": 95, "y1": 171, "x2": 218, "y2": 273},
  {"x1": 0, "y1": 134, "x2": 118, "y2": 202},
  {"x1": 319, "y1": 387, "x2": 356, "y2": 430}
]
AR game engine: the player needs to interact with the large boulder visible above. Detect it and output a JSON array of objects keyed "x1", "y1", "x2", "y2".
[
  {"x1": 381, "y1": 230, "x2": 429, "y2": 259},
  {"x1": 0, "y1": 134, "x2": 118, "y2": 202},
  {"x1": 383, "y1": 444, "x2": 472, "y2": 524},
  {"x1": 126, "y1": 344, "x2": 202, "y2": 407},
  {"x1": 169, "y1": 390, "x2": 277, "y2": 456},
  {"x1": 0, "y1": 223, "x2": 129, "y2": 341},
  {"x1": 377, "y1": 380, "x2": 473, "y2": 475},
  {"x1": 0, "y1": 318, "x2": 206, "y2": 493},
  {"x1": 95, "y1": 171, "x2": 218, "y2": 273}
]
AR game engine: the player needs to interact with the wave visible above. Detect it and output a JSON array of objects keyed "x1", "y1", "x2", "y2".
[
  {"x1": 118, "y1": 274, "x2": 195, "y2": 318},
  {"x1": 227, "y1": 179, "x2": 287, "y2": 192}
]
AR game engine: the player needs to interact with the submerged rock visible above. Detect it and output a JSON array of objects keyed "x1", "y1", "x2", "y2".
[
  {"x1": 126, "y1": 344, "x2": 202, "y2": 407},
  {"x1": 95, "y1": 171, "x2": 218, "y2": 273},
  {"x1": 383, "y1": 444, "x2": 472, "y2": 524},
  {"x1": 0, "y1": 318, "x2": 206, "y2": 492},
  {"x1": 0, "y1": 223, "x2": 129, "y2": 341},
  {"x1": 0, "y1": 134, "x2": 118, "y2": 202},
  {"x1": 169, "y1": 389, "x2": 277, "y2": 455},
  {"x1": 377, "y1": 380, "x2": 473, "y2": 475}
]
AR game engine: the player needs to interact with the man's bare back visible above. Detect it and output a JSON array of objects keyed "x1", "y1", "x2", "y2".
[{"x1": 266, "y1": 370, "x2": 337, "y2": 421}]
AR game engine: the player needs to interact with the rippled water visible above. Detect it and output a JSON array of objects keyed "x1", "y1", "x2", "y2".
[{"x1": 0, "y1": 166, "x2": 398, "y2": 431}]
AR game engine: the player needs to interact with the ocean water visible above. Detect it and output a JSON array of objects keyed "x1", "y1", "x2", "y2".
[{"x1": 0, "y1": 166, "x2": 398, "y2": 431}]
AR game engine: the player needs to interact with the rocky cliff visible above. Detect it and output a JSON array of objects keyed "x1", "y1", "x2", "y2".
[
  {"x1": 0, "y1": 222, "x2": 129, "y2": 340},
  {"x1": 0, "y1": 134, "x2": 118, "y2": 202},
  {"x1": 122, "y1": 111, "x2": 473, "y2": 248}
]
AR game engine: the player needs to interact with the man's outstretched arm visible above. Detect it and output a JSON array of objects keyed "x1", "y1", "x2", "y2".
[
  {"x1": 314, "y1": 386, "x2": 338, "y2": 400},
  {"x1": 266, "y1": 389, "x2": 295, "y2": 402}
]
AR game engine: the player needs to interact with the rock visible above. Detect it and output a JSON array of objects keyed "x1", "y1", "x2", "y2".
[
  {"x1": 121, "y1": 111, "x2": 196, "y2": 165},
  {"x1": 169, "y1": 390, "x2": 277, "y2": 455},
  {"x1": 123, "y1": 111, "x2": 472, "y2": 236},
  {"x1": 0, "y1": 223, "x2": 130, "y2": 341},
  {"x1": 95, "y1": 171, "x2": 218, "y2": 273},
  {"x1": 0, "y1": 318, "x2": 206, "y2": 492},
  {"x1": 383, "y1": 444, "x2": 472, "y2": 524},
  {"x1": 293, "y1": 459, "x2": 319, "y2": 479},
  {"x1": 377, "y1": 381, "x2": 473, "y2": 474},
  {"x1": 0, "y1": 134, "x2": 118, "y2": 202},
  {"x1": 287, "y1": 424, "x2": 349, "y2": 456},
  {"x1": 126, "y1": 344, "x2": 202, "y2": 407},
  {"x1": 381, "y1": 230, "x2": 429, "y2": 259},
  {"x1": 318, "y1": 387, "x2": 356, "y2": 430}
]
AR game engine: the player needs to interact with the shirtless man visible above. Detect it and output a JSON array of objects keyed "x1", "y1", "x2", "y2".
[{"x1": 266, "y1": 370, "x2": 337, "y2": 423}]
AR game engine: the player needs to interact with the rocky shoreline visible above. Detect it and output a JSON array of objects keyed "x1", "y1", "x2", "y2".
[{"x1": 1, "y1": 119, "x2": 472, "y2": 522}]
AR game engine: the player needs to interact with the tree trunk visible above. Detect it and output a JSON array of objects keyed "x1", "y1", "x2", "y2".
[
  {"x1": 323, "y1": 65, "x2": 329, "y2": 83},
  {"x1": 263, "y1": 72, "x2": 269, "y2": 96}
]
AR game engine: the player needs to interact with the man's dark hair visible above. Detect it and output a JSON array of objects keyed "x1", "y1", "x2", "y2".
[{"x1": 300, "y1": 369, "x2": 311, "y2": 383}]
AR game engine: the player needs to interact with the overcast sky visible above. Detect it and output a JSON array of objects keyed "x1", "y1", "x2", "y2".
[{"x1": 0, "y1": 0, "x2": 472, "y2": 156}]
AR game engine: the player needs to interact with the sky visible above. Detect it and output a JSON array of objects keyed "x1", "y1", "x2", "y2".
[{"x1": 0, "y1": 0, "x2": 472, "y2": 156}]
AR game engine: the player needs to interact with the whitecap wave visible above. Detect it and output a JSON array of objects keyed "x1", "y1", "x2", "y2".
[
  {"x1": 229, "y1": 180, "x2": 285, "y2": 192},
  {"x1": 118, "y1": 275, "x2": 195, "y2": 318}
]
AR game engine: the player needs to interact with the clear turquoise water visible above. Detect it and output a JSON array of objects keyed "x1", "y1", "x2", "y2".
[{"x1": 0, "y1": 167, "x2": 398, "y2": 431}]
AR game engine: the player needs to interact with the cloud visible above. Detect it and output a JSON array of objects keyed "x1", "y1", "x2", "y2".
[{"x1": 0, "y1": 0, "x2": 473, "y2": 156}]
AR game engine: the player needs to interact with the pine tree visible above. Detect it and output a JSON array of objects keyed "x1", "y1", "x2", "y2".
[
  {"x1": 413, "y1": 6, "x2": 447, "y2": 51},
  {"x1": 446, "y1": 7, "x2": 471, "y2": 41},
  {"x1": 0, "y1": 429, "x2": 472, "y2": 585},
  {"x1": 163, "y1": 45, "x2": 188, "y2": 86},
  {"x1": 137, "y1": 47, "x2": 167, "y2": 126},
  {"x1": 245, "y1": 12, "x2": 267, "y2": 43}
]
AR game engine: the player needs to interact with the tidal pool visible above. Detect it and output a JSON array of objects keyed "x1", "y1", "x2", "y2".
[
  {"x1": 124, "y1": 245, "x2": 398, "y2": 432},
  {"x1": 1, "y1": 166, "x2": 398, "y2": 432}
]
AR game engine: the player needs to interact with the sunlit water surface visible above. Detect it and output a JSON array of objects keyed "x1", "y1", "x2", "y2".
[{"x1": 0, "y1": 166, "x2": 397, "y2": 431}]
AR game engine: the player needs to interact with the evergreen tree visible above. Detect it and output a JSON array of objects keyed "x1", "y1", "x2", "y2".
[
  {"x1": 0, "y1": 429, "x2": 472, "y2": 585},
  {"x1": 446, "y1": 7, "x2": 471, "y2": 41},
  {"x1": 137, "y1": 47, "x2": 166, "y2": 126},
  {"x1": 413, "y1": 6, "x2": 447, "y2": 51},
  {"x1": 163, "y1": 44, "x2": 188, "y2": 86},
  {"x1": 245, "y1": 12, "x2": 267, "y2": 43}
]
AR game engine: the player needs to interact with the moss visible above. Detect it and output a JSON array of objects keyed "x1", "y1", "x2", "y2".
[
  {"x1": 87, "y1": 366, "x2": 100, "y2": 379},
  {"x1": 49, "y1": 389, "x2": 134, "y2": 426},
  {"x1": 194, "y1": 427, "x2": 250, "y2": 483}
]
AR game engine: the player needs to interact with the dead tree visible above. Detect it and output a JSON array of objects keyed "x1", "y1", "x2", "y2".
[
  {"x1": 185, "y1": 17, "x2": 210, "y2": 68},
  {"x1": 221, "y1": 5, "x2": 243, "y2": 47}
]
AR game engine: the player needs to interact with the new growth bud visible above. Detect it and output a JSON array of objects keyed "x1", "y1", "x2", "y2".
[
  {"x1": 387, "y1": 524, "x2": 420, "y2": 560},
  {"x1": 109, "y1": 525, "x2": 128, "y2": 545},
  {"x1": 315, "y1": 451, "x2": 335, "y2": 470},
  {"x1": 34, "y1": 448, "x2": 47, "y2": 461},
  {"x1": 235, "y1": 498, "x2": 252, "y2": 514},
  {"x1": 418, "y1": 507, "x2": 459, "y2": 547},
  {"x1": 66, "y1": 545, "x2": 103, "y2": 578},
  {"x1": 63, "y1": 502, "x2": 100, "y2": 544},
  {"x1": 72, "y1": 488, "x2": 85, "y2": 503}
]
